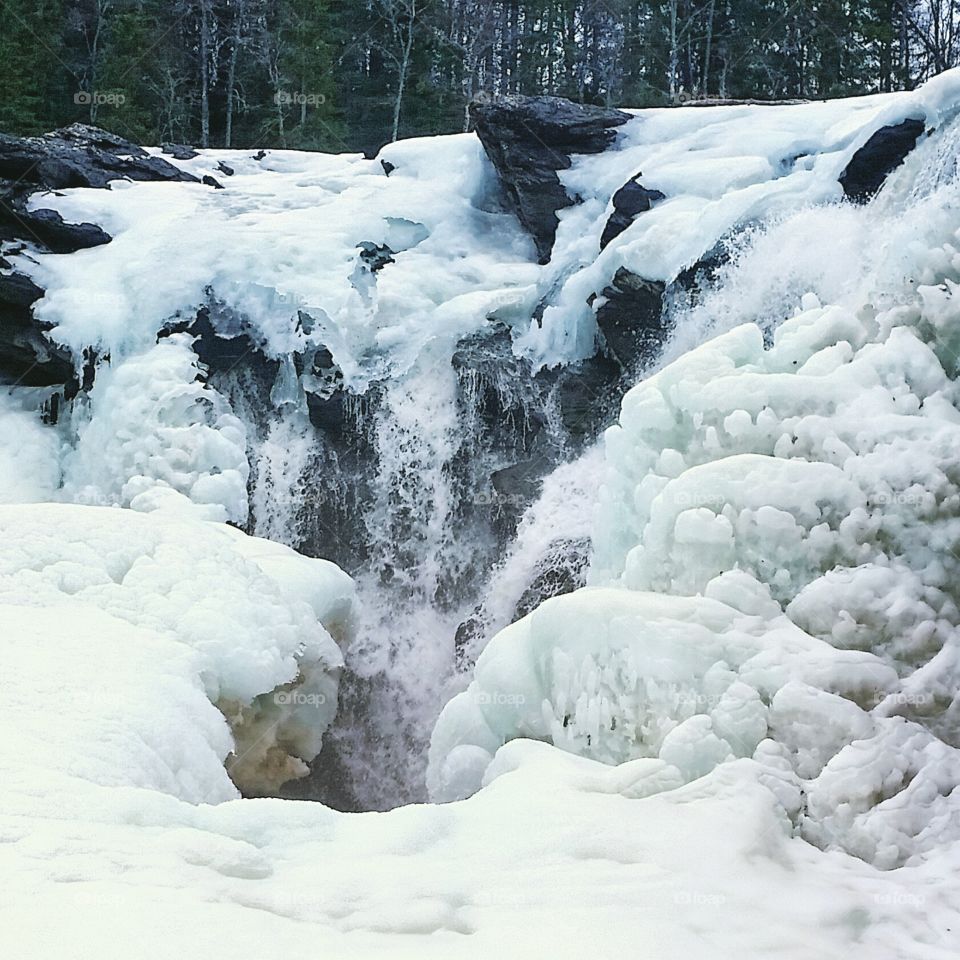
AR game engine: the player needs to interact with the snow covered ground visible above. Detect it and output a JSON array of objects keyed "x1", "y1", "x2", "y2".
[{"x1": 4, "y1": 72, "x2": 960, "y2": 956}]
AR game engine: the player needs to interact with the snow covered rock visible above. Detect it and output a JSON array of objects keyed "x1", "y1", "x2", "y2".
[
  {"x1": 0, "y1": 122, "x2": 197, "y2": 190},
  {"x1": 0, "y1": 503, "x2": 355, "y2": 796}
]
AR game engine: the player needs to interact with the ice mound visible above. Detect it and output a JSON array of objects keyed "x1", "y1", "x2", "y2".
[
  {"x1": 59, "y1": 334, "x2": 249, "y2": 522},
  {"x1": 0, "y1": 503, "x2": 355, "y2": 795},
  {"x1": 429, "y1": 136, "x2": 960, "y2": 868}
]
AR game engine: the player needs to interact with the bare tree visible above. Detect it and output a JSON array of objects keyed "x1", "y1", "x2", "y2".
[
  {"x1": 373, "y1": 0, "x2": 428, "y2": 142},
  {"x1": 67, "y1": 0, "x2": 115, "y2": 122},
  {"x1": 442, "y1": 0, "x2": 498, "y2": 130}
]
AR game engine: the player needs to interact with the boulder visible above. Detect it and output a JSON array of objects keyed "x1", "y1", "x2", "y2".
[
  {"x1": 0, "y1": 123, "x2": 198, "y2": 190},
  {"x1": 470, "y1": 94, "x2": 631, "y2": 263},
  {"x1": 600, "y1": 176, "x2": 665, "y2": 250},
  {"x1": 0, "y1": 123, "x2": 199, "y2": 393},
  {"x1": 513, "y1": 536, "x2": 590, "y2": 620},
  {"x1": 1, "y1": 204, "x2": 110, "y2": 253},
  {"x1": 0, "y1": 258, "x2": 74, "y2": 387},
  {"x1": 593, "y1": 268, "x2": 667, "y2": 371},
  {"x1": 839, "y1": 118, "x2": 926, "y2": 201},
  {"x1": 161, "y1": 142, "x2": 199, "y2": 161}
]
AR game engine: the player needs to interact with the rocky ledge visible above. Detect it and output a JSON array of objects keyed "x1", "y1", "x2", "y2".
[{"x1": 0, "y1": 124, "x2": 201, "y2": 390}]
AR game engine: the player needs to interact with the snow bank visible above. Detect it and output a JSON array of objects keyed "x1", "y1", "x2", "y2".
[
  {"x1": 429, "y1": 115, "x2": 960, "y2": 870},
  {"x1": 2, "y1": 729, "x2": 956, "y2": 958},
  {"x1": 0, "y1": 503, "x2": 354, "y2": 795}
]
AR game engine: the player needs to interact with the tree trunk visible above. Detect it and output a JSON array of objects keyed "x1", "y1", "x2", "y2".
[
  {"x1": 225, "y1": 0, "x2": 243, "y2": 148},
  {"x1": 200, "y1": 0, "x2": 211, "y2": 148}
]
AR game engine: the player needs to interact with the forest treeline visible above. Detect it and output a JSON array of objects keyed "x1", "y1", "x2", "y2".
[{"x1": 3, "y1": 1, "x2": 959, "y2": 155}]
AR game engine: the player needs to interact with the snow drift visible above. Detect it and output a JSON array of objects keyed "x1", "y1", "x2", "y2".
[{"x1": 0, "y1": 503, "x2": 355, "y2": 796}]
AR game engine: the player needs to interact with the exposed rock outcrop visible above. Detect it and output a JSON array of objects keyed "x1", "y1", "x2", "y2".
[
  {"x1": 470, "y1": 95, "x2": 631, "y2": 264},
  {"x1": 0, "y1": 124, "x2": 199, "y2": 393},
  {"x1": 0, "y1": 254, "x2": 74, "y2": 387},
  {"x1": 0, "y1": 123, "x2": 197, "y2": 190},
  {"x1": 600, "y1": 176, "x2": 665, "y2": 250},
  {"x1": 593, "y1": 269, "x2": 667, "y2": 372},
  {"x1": 839, "y1": 118, "x2": 926, "y2": 201}
]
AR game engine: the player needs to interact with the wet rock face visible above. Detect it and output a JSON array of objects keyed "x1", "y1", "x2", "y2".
[
  {"x1": 0, "y1": 256, "x2": 74, "y2": 387},
  {"x1": 839, "y1": 118, "x2": 926, "y2": 201},
  {"x1": 600, "y1": 177, "x2": 665, "y2": 250},
  {"x1": 513, "y1": 536, "x2": 590, "y2": 620},
  {"x1": 593, "y1": 269, "x2": 667, "y2": 372},
  {"x1": 470, "y1": 95, "x2": 631, "y2": 264}
]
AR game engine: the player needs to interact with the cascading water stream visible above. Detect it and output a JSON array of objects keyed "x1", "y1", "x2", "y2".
[{"x1": 224, "y1": 329, "x2": 588, "y2": 810}]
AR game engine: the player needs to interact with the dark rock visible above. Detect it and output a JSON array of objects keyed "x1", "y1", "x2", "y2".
[
  {"x1": 675, "y1": 243, "x2": 728, "y2": 291},
  {"x1": 546, "y1": 353, "x2": 623, "y2": 439},
  {"x1": 470, "y1": 94, "x2": 631, "y2": 264},
  {"x1": 304, "y1": 346, "x2": 349, "y2": 436},
  {"x1": 1, "y1": 205, "x2": 110, "y2": 253},
  {"x1": 594, "y1": 268, "x2": 667, "y2": 371},
  {"x1": 356, "y1": 241, "x2": 395, "y2": 273},
  {"x1": 600, "y1": 176, "x2": 666, "y2": 250},
  {"x1": 513, "y1": 536, "x2": 590, "y2": 620},
  {"x1": 0, "y1": 261, "x2": 43, "y2": 307},
  {"x1": 840, "y1": 118, "x2": 926, "y2": 202},
  {"x1": 0, "y1": 267, "x2": 74, "y2": 386},
  {"x1": 491, "y1": 456, "x2": 550, "y2": 503},
  {"x1": 381, "y1": 159, "x2": 395, "y2": 176},
  {"x1": 161, "y1": 142, "x2": 199, "y2": 161},
  {"x1": 161, "y1": 306, "x2": 273, "y2": 378},
  {"x1": 0, "y1": 123, "x2": 198, "y2": 190},
  {"x1": 52, "y1": 123, "x2": 148, "y2": 157},
  {"x1": 454, "y1": 614, "x2": 485, "y2": 669},
  {"x1": 0, "y1": 315, "x2": 75, "y2": 387}
]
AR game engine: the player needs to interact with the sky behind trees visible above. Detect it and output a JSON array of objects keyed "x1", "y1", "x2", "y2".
[{"x1": 2, "y1": 1, "x2": 959, "y2": 155}]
